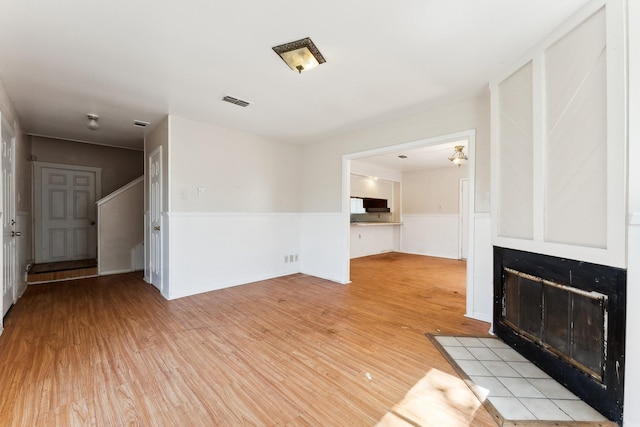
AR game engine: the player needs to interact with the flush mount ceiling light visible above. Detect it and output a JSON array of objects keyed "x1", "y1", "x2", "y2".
[
  {"x1": 86, "y1": 113, "x2": 99, "y2": 131},
  {"x1": 272, "y1": 37, "x2": 326, "y2": 74},
  {"x1": 448, "y1": 145, "x2": 468, "y2": 167}
]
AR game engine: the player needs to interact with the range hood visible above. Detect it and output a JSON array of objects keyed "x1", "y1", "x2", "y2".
[{"x1": 363, "y1": 198, "x2": 390, "y2": 212}]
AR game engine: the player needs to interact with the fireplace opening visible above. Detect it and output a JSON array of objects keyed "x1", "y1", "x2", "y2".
[
  {"x1": 503, "y1": 267, "x2": 607, "y2": 381},
  {"x1": 494, "y1": 247, "x2": 626, "y2": 425}
]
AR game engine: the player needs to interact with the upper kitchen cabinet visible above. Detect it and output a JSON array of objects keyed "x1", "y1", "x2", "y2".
[{"x1": 350, "y1": 174, "x2": 393, "y2": 200}]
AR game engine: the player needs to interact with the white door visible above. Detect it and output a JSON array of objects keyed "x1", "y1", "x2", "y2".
[
  {"x1": 2, "y1": 120, "x2": 16, "y2": 317},
  {"x1": 149, "y1": 147, "x2": 162, "y2": 290},
  {"x1": 36, "y1": 166, "x2": 98, "y2": 263},
  {"x1": 459, "y1": 178, "x2": 469, "y2": 260}
]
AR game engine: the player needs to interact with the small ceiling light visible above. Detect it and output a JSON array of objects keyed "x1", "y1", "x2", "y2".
[
  {"x1": 448, "y1": 145, "x2": 468, "y2": 167},
  {"x1": 398, "y1": 154, "x2": 408, "y2": 159},
  {"x1": 272, "y1": 37, "x2": 326, "y2": 74},
  {"x1": 87, "y1": 113, "x2": 99, "y2": 131}
]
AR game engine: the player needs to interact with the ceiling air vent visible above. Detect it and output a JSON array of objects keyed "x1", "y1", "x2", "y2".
[
  {"x1": 133, "y1": 120, "x2": 150, "y2": 128},
  {"x1": 222, "y1": 95, "x2": 250, "y2": 107}
]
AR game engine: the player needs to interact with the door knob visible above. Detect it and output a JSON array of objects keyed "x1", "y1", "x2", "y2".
[
  {"x1": 153, "y1": 226, "x2": 160, "y2": 231},
  {"x1": 12, "y1": 231, "x2": 21, "y2": 237},
  {"x1": 91, "y1": 221, "x2": 96, "y2": 225}
]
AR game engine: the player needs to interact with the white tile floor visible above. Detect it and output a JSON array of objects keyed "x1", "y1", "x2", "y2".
[{"x1": 434, "y1": 335, "x2": 608, "y2": 423}]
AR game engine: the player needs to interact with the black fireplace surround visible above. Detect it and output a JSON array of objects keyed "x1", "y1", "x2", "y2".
[{"x1": 493, "y1": 247, "x2": 626, "y2": 424}]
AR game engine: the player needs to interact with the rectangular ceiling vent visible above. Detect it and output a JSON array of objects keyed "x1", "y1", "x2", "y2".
[
  {"x1": 133, "y1": 120, "x2": 150, "y2": 128},
  {"x1": 222, "y1": 95, "x2": 250, "y2": 107}
]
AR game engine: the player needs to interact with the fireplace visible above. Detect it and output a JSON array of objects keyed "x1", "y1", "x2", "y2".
[{"x1": 493, "y1": 247, "x2": 626, "y2": 424}]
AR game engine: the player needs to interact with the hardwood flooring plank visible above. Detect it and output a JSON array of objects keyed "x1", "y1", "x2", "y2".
[{"x1": 0, "y1": 253, "x2": 496, "y2": 426}]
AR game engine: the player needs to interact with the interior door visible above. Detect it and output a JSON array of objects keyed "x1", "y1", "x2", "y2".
[
  {"x1": 36, "y1": 166, "x2": 97, "y2": 263},
  {"x1": 149, "y1": 147, "x2": 162, "y2": 290},
  {"x1": 2, "y1": 120, "x2": 16, "y2": 317}
]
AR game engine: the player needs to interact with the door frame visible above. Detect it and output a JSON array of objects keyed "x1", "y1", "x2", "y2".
[
  {"x1": 146, "y1": 146, "x2": 163, "y2": 292},
  {"x1": 342, "y1": 129, "x2": 476, "y2": 313},
  {"x1": 1, "y1": 113, "x2": 16, "y2": 319},
  {"x1": 33, "y1": 162, "x2": 102, "y2": 262}
]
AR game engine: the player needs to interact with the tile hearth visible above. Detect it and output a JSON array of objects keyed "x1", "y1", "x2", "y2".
[{"x1": 431, "y1": 335, "x2": 616, "y2": 426}]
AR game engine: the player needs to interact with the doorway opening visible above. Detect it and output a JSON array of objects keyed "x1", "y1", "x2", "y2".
[
  {"x1": 31, "y1": 162, "x2": 101, "y2": 282},
  {"x1": 342, "y1": 130, "x2": 476, "y2": 316}
]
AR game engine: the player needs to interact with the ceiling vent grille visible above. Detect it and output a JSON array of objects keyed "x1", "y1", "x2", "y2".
[{"x1": 222, "y1": 95, "x2": 250, "y2": 107}]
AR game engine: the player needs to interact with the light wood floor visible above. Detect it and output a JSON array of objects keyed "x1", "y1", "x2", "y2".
[{"x1": 0, "y1": 252, "x2": 496, "y2": 426}]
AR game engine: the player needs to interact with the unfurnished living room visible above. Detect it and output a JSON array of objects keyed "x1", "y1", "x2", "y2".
[{"x1": 0, "y1": 1, "x2": 639, "y2": 426}]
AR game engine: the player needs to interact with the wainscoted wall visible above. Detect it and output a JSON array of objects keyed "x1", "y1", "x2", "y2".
[
  {"x1": 467, "y1": 213, "x2": 492, "y2": 324},
  {"x1": 300, "y1": 213, "x2": 348, "y2": 284},
  {"x1": 167, "y1": 213, "x2": 302, "y2": 299},
  {"x1": 350, "y1": 224, "x2": 400, "y2": 259},
  {"x1": 400, "y1": 214, "x2": 459, "y2": 259}
]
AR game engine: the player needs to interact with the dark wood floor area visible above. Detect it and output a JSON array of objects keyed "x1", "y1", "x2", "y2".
[{"x1": 0, "y1": 252, "x2": 496, "y2": 426}]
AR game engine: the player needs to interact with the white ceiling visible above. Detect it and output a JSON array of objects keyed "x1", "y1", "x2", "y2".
[
  {"x1": 0, "y1": 0, "x2": 589, "y2": 150},
  {"x1": 355, "y1": 140, "x2": 469, "y2": 173}
]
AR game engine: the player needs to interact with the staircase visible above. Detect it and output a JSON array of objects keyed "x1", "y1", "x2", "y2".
[{"x1": 96, "y1": 176, "x2": 144, "y2": 275}]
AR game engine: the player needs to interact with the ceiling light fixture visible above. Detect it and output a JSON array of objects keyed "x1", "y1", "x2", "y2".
[
  {"x1": 448, "y1": 145, "x2": 468, "y2": 167},
  {"x1": 272, "y1": 37, "x2": 326, "y2": 74},
  {"x1": 398, "y1": 155, "x2": 408, "y2": 159},
  {"x1": 86, "y1": 113, "x2": 99, "y2": 131}
]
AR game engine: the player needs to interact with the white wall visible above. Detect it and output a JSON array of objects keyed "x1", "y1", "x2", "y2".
[
  {"x1": 350, "y1": 224, "x2": 400, "y2": 258},
  {"x1": 401, "y1": 215, "x2": 459, "y2": 259},
  {"x1": 168, "y1": 213, "x2": 301, "y2": 299},
  {"x1": 164, "y1": 116, "x2": 303, "y2": 299},
  {"x1": 169, "y1": 116, "x2": 301, "y2": 213},
  {"x1": 400, "y1": 166, "x2": 468, "y2": 259},
  {"x1": 624, "y1": 0, "x2": 640, "y2": 425},
  {"x1": 299, "y1": 97, "x2": 491, "y2": 282},
  {"x1": 300, "y1": 213, "x2": 347, "y2": 283},
  {"x1": 300, "y1": 96, "x2": 490, "y2": 214},
  {"x1": 403, "y1": 166, "x2": 468, "y2": 214}
]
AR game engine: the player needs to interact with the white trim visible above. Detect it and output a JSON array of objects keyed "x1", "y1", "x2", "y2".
[
  {"x1": 168, "y1": 211, "x2": 302, "y2": 218},
  {"x1": 100, "y1": 269, "x2": 140, "y2": 276},
  {"x1": 401, "y1": 213, "x2": 458, "y2": 218}
]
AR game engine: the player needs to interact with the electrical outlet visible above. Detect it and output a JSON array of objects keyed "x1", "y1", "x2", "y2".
[
  {"x1": 284, "y1": 256, "x2": 288, "y2": 263},
  {"x1": 289, "y1": 255, "x2": 294, "y2": 263},
  {"x1": 294, "y1": 254, "x2": 298, "y2": 262}
]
